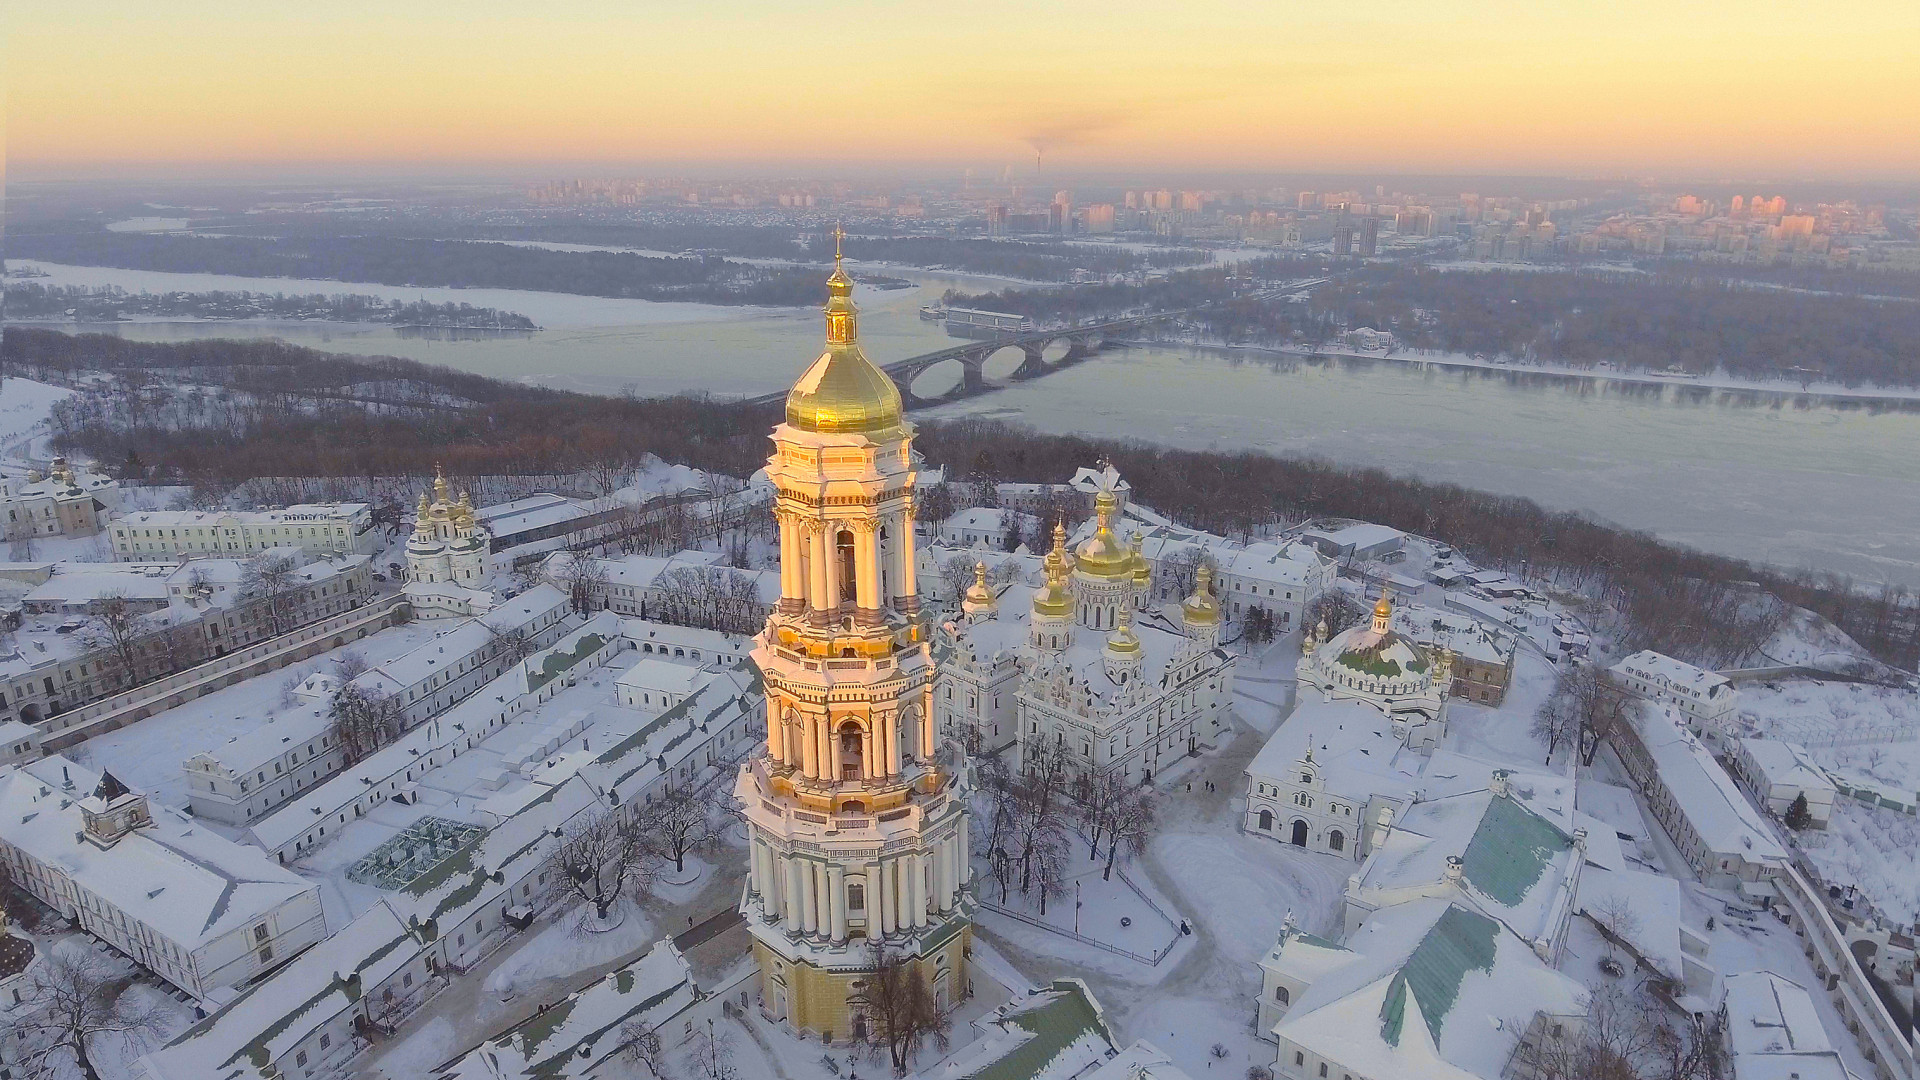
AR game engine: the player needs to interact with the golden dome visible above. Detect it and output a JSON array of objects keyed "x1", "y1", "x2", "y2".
[
  {"x1": 1373, "y1": 589, "x2": 1393, "y2": 619},
  {"x1": 1075, "y1": 491, "x2": 1132, "y2": 579},
  {"x1": 1130, "y1": 535, "x2": 1150, "y2": 584},
  {"x1": 1105, "y1": 605, "x2": 1143, "y2": 656},
  {"x1": 1183, "y1": 564, "x2": 1221, "y2": 626},
  {"x1": 784, "y1": 239, "x2": 903, "y2": 435},
  {"x1": 963, "y1": 560, "x2": 997, "y2": 611},
  {"x1": 1032, "y1": 527, "x2": 1074, "y2": 618}
]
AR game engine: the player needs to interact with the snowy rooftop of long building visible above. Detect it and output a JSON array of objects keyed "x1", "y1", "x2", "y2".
[
  {"x1": 1355, "y1": 784, "x2": 1579, "y2": 945},
  {"x1": 1635, "y1": 704, "x2": 1787, "y2": 861},
  {"x1": 0, "y1": 757, "x2": 316, "y2": 951},
  {"x1": 140, "y1": 900, "x2": 420, "y2": 1080},
  {"x1": 935, "y1": 979, "x2": 1117, "y2": 1080},
  {"x1": 1737, "y1": 739, "x2": 1836, "y2": 793},
  {"x1": 1611, "y1": 649, "x2": 1734, "y2": 699},
  {"x1": 1722, "y1": 970, "x2": 1859, "y2": 1080},
  {"x1": 433, "y1": 940, "x2": 697, "y2": 1080},
  {"x1": 116, "y1": 503, "x2": 369, "y2": 526}
]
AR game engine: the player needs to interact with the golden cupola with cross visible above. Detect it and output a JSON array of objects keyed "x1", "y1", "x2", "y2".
[{"x1": 738, "y1": 240, "x2": 972, "y2": 1040}]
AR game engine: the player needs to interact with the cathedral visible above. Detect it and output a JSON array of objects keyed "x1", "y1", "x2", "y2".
[
  {"x1": 938, "y1": 493, "x2": 1237, "y2": 785},
  {"x1": 405, "y1": 469, "x2": 496, "y2": 617},
  {"x1": 736, "y1": 247, "x2": 972, "y2": 1038}
]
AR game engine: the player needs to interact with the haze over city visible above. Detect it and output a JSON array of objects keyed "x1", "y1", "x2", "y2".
[{"x1": 10, "y1": 0, "x2": 1920, "y2": 176}]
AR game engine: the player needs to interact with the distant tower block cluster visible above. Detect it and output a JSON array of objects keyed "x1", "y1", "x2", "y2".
[{"x1": 737, "y1": 243, "x2": 972, "y2": 1038}]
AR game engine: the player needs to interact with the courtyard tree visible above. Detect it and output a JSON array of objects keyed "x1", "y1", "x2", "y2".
[
  {"x1": 558, "y1": 553, "x2": 609, "y2": 616},
  {"x1": 1, "y1": 949, "x2": 166, "y2": 1080},
  {"x1": 81, "y1": 591, "x2": 146, "y2": 690},
  {"x1": 636, "y1": 779, "x2": 725, "y2": 874},
  {"x1": 1101, "y1": 784, "x2": 1156, "y2": 881},
  {"x1": 851, "y1": 942, "x2": 950, "y2": 1075},
  {"x1": 241, "y1": 548, "x2": 305, "y2": 635},
  {"x1": 327, "y1": 653, "x2": 406, "y2": 765},
  {"x1": 545, "y1": 805, "x2": 651, "y2": 922}
]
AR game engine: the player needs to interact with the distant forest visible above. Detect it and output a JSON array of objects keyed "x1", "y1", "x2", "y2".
[
  {"x1": 7, "y1": 231, "x2": 827, "y2": 305},
  {"x1": 948, "y1": 259, "x2": 1920, "y2": 387},
  {"x1": 7, "y1": 327, "x2": 1916, "y2": 673},
  {"x1": 3, "y1": 283, "x2": 538, "y2": 329}
]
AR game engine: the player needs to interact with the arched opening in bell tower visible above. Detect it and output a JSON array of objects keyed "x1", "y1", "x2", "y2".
[
  {"x1": 838, "y1": 721, "x2": 865, "y2": 780},
  {"x1": 836, "y1": 530, "x2": 857, "y2": 606}
]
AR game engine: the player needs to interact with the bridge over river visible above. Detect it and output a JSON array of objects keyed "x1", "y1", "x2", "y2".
[{"x1": 740, "y1": 311, "x2": 1182, "y2": 414}]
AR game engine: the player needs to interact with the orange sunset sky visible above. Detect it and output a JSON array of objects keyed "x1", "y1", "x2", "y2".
[{"x1": 8, "y1": 0, "x2": 1919, "y2": 178}]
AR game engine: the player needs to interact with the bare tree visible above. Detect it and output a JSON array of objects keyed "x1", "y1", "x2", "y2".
[
  {"x1": 1552, "y1": 663, "x2": 1635, "y2": 766},
  {"x1": 619, "y1": 1019, "x2": 665, "y2": 1078},
  {"x1": 1590, "y1": 894, "x2": 1642, "y2": 965},
  {"x1": 545, "y1": 805, "x2": 650, "y2": 921},
  {"x1": 80, "y1": 591, "x2": 146, "y2": 690},
  {"x1": 940, "y1": 555, "x2": 978, "y2": 600},
  {"x1": 6, "y1": 518, "x2": 36, "y2": 562},
  {"x1": 1, "y1": 949, "x2": 166, "y2": 1080},
  {"x1": 241, "y1": 548, "x2": 305, "y2": 636},
  {"x1": 1072, "y1": 769, "x2": 1126, "y2": 860},
  {"x1": 1531, "y1": 684, "x2": 1582, "y2": 765},
  {"x1": 687, "y1": 1016, "x2": 738, "y2": 1080},
  {"x1": 485, "y1": 621, "x2": 540, "y2": 665},
  {"x1": 1154, "y1": 545, "x2": 1211, "y2": 602},
  {"x1": 635, "y1": 782, "x2": 721, "y2": 874},
  {"x1": 1101, "y1": 784, "x2": 1155, "y2": 881},
  {"x1": 558, "y1": 554, "x2": 609, "y2": 616},
  {"x1": 327, "y1": 658, "x2": 405, "y2": 766},
  {"x1": 851, "y1": 942, "x2": 951, "y2": 1075}
]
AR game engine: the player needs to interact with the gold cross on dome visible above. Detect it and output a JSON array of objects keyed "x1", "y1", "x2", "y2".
[{"x1": 832, "y1": 224, "x2": 846, "y2": 261}]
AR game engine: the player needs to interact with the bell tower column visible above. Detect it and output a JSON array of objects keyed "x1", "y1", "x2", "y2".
[{"x1": 808, "y1": 525, "x2": 830, "y2": 621}]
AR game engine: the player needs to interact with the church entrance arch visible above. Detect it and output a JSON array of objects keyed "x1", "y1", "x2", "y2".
[
  {"x1": 1258, "y1": 809, "x2": 1273, "y2": 831},
  {"x1": 1290, "y1": 820, "x2": 1308, "y2": 847}
]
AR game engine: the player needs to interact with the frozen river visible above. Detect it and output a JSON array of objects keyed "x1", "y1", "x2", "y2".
[{"x1": 15, "y1": 259, "x2": 1920, "y2": 586}]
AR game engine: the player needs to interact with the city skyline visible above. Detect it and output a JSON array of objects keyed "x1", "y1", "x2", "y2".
[{"x1": 9, "y1": 0, "x2": 1920, "y2": 179}]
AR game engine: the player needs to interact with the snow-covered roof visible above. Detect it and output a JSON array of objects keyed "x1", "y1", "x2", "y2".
[
  {"x1": 1246, "y1": 698, "x2": 1419, "y2": 801},
  {"x1": 139, "y1": 900, "x2": 421, "y2": 1080},
  {"x1": 1270, "y1": 898, "x2": 1585, "y2": 1080},
  {"x1": 1611, "y1": 649, "x2": 1733, "y2": 701},
  {"x1": 191, "y1": 703, "x2": 333, "y2": 776},
  {"x1": 611, "y1": 656, "x2": 714, "y2": 697},
  {"x1": 1302, "y1": 522, "x2": 1405, "y2": 552},
  {"x1": 935, "y1": 979, "x2": 1116, "y2": 1080},
  {"x1": 23, "y1": 565, "x2": 173, "y2": 606},
  {"x1": 1722, "y1": 971, "x2": 1857, "y2": 1080},
  {"x1": 0, "y1": 757, "x2": 317, "y2": 952},
  {"x1": 1082, "y1": 1042, "x2": 1195, "y2": 1080},
  {"x1": 434, "y1": 941, "x2": 696, "y2": 1080},
  {"x1": 617, "y1": 617, "x2": 750, "y2": 662},
  {"x1": 1575, "y1": 865, "x2": 1687, "y2": 981},
  {"x1": 1355, "y1": 785, "x2": 1580, "y2": 947},
  {"x1": 115, "y1": 503, "x2": 369, "y2": 527},
  {"x1": 1633, "y1": 705, "x2": 1787, "y2": 861},
  {"x1": 1737, "y1": 739, "x2": 1836, "y2": 794}
]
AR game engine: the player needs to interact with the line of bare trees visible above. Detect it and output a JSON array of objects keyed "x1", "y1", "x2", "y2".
[
  {"x1": 973, "y1": 744, "x2": 1157, "y2": 911},
  {"x1": 542, "y1": 764, "x2": 736, "y2": 922},
  {"x1": 24, "y1": 327, "x2": 1918, "y2": 672},
  {"x1": 1510, "y1": 979, "x2": 1722, "y2": 1080}
]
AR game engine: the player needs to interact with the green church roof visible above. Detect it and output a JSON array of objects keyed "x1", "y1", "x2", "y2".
[
  {"x1": 1379, "y1": 906, "x2": 1500, "y2": 1049},
  {"x1": 1461, "y1": 794, "x2": 1571, "y2": 907}
]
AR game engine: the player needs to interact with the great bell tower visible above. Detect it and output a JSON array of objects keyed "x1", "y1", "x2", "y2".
[{"x1": 737, "y1": 241, "x2": 972, "y2": 1039}]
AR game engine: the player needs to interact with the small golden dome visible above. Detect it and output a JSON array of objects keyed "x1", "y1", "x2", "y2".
[
  {"x1": 963, "y1": 560, "x2": 996, "y2": 611},
  {"x1": 1130, "y1": 536, "x2": 1150, "y2": 584},
  {"x1": 1075, "y1": 491, "x2": 1132, "y2": 578},
  {"x1": 1373, "y1": 590, "x2": 1393, "y2": 619},
  {"x1": 1105, "y1": 605, "x2": 1143, "y2": 656},
  {"x1": 1183, "y1": 564, "x2": 1221, "y2": 626},
  {"x1": 785, "y1": 242, "x2": 903, "y2": 435},
  {"x1": 1032, "y1": 528, "x2": 1074, "y2": 618}
]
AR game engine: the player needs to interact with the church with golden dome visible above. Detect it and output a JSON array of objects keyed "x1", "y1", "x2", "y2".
[
  {"x1": 736, "y1": 243, "x2": 972, "y2": 1038},
  {"x1": 938, "y1": 484, "x2": 1237, "y2": 785},
  {"x1": 405, "y1": 468, "x2": 497, "y2": 617},
  {"x1": 1295, "y1": 588, "x2": 1449, "y2": 749}
]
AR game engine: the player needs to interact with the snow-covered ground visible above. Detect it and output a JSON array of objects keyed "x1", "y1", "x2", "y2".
[
  {"x1": 1743, "y1": 679, "x2": 1920, "y2": 764},
  {"x1": 0, "y1": 377, "x2": 76, "y2": 455}
]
